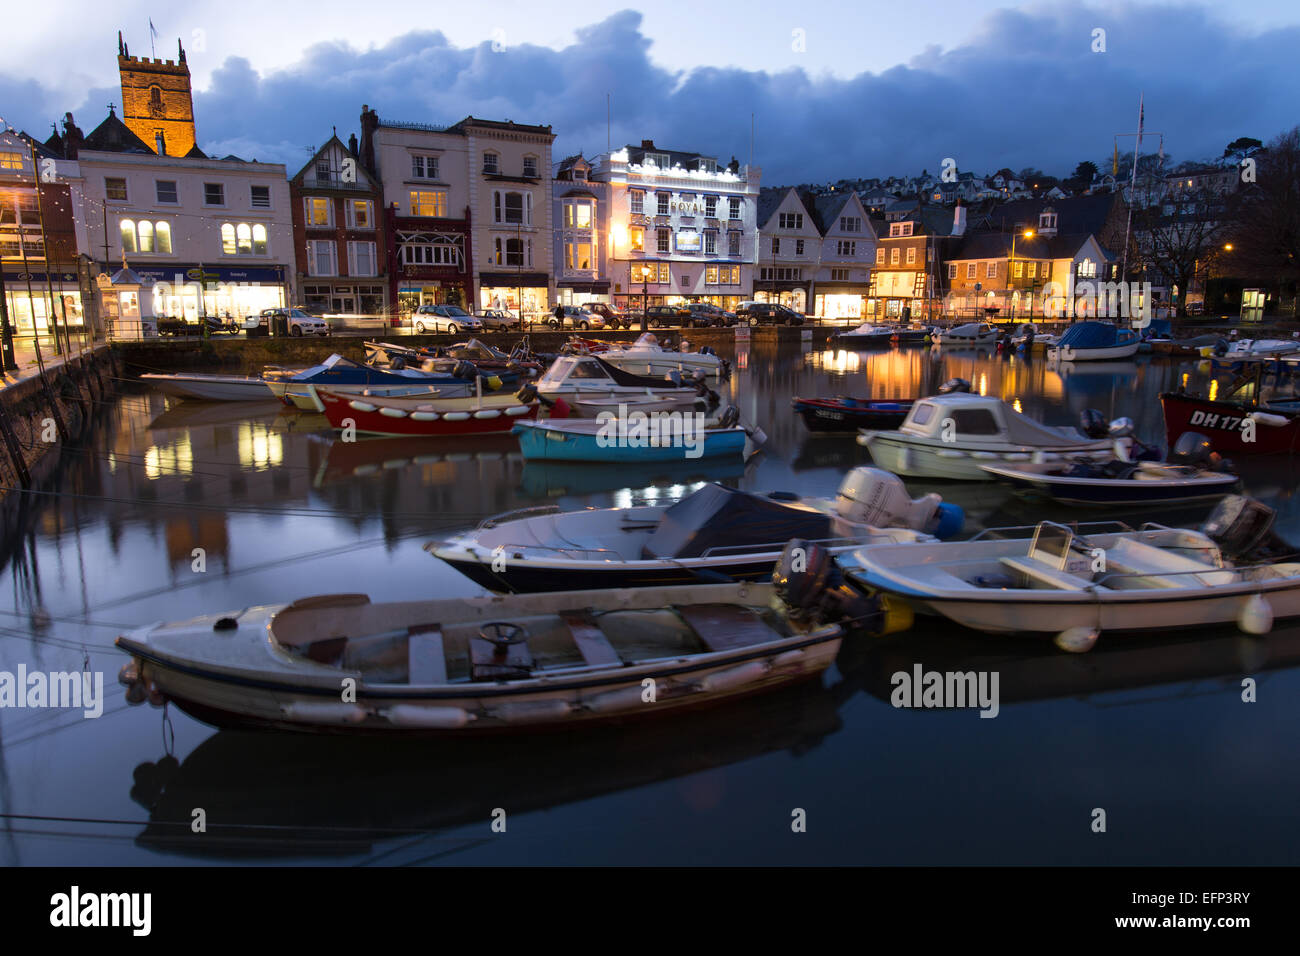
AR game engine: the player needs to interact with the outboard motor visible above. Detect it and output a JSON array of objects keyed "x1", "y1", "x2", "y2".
[
  {"x1": 390, "y1": 355, "x2": 407, "y2": 370},
  {"x1": 1170, "y1": 431, "x2": 1214, "y2": 467},
  {"x1": 938, "y1": 377, "x2": 971, "y2": 394},
  {"x1": 665, "y1": 370, "x2": 684, "y2": 388},
  {"x1": 1079, "y1": 408, "x2": 1109, "y2": 439},
  {"x1": 772, "y1": 539, "x2": 879, "y2": 630},
  {"x1": 717, "y1": 404, "x2": 741, "y2": 429},
  {"x1": 834, "y1": 467, "x2": 964, "y2": 540},
  {"x1": 451, "y1": 360, "x2": 479, "y2": 380},
  {"x1": 1107, "y1": 416, "x2": 1160, "y2": 461},
  {"x1": 1202, "y1": 496, "x2": 1291, "y2": 561}
]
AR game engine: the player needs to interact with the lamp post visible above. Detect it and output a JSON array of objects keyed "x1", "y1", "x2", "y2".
[
  {"x1": 1009, "y1": 228, "x2": 1034, "y2": 323},
  {"x1": 639, "y1": 264, "x2": 650, "y2": 332}
]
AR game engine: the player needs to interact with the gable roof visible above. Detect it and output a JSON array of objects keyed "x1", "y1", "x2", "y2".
[
  {"x1": 290, "y1": 134, "x2": 378, "y2": 188},
  {"x1": 82, "y1": 109, "x2": 155, "y2": 154},
  {"x1": 972, "y1": 193, "x2": 1118, "y2": 236},
  {"x1": 946, "y1": 230, "x2": 1099, "y2": 260}
]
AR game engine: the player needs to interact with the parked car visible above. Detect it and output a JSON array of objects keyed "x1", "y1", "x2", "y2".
[
  {"x1": 474, "y1": 308, "x2": 521, "y2": 331},
  {"x1": 643, "y1": 305, "x2": 691, "y2": 329},
  {"x1": 735, "y1": 300, "x2": 762, "y2": 316},
  {"x1": 585, "y1": 303, "x2": 633, "y2": 330},
  {"x1": 741, "y1": 303, "x2": 806, "y2": 327},
  {"x1": 685, "y1": 303, "x2": 736, "y2": 328},
  {"x1": 546, "y1": 306, "x2": 605, "y2": 331},
  {"x1": 245, "y1": 307, "x2": 330, "y2": 337},
  {"x1": 411, "y1": 304, "x2": 483, "y2": 334}
]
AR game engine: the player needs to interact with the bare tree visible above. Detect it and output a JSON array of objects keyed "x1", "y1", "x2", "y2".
[
  {"x1": 1224, "y1": 127, "x2": 1300, "y2": 312},
  {"x1": 1132, "y1": 187, "x2": 1226, "y2": 316}
]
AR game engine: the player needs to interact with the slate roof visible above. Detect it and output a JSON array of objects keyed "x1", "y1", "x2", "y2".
[
  {"x1": 82, "y1": 110, "x2": 154, "y2": 154},
  {"x1": 947, "y1": 230, "x2": 1096, "y2": 260}
]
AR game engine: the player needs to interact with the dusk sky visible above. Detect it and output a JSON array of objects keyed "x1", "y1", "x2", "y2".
[{"x1": 3, "y1": 1, "x2": 1297, "y2": 184}]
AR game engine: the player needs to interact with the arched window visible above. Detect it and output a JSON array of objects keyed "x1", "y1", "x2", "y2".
[
  {"x1": 221, "y1": 223, "x2": 236, "y2": 255},
  {"x1": 251, "y1": 224, "x2": 267, "y2": 255},
  {"x1": 148, "y1": 86, "x2": 163, "y2": 115},
  {"x1": 236, "y1": 223, "x2": 252, "y2": 254},
  {"x1": 120, "y1": 219, "x2": 137, "y2": 253},
  {"x1": 155, "y1": 221, "x2": 172, "y2": 254},
  {"x1": 138, "y1": 220, "x2": 154, "y2": 253}
]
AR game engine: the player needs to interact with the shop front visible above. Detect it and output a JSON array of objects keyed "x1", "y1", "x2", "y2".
[
  {"x1": 556, "y1": 280, "x2": 610, "y2": 308},
  {"x1": 133, "y1": 265, "x2": 289, "y2": 323},
  {"x1": 753, "y1": 280, "x2": 809, "y2": 313},
  {"x1": 302, "y1": 282, "x2": 388, "y2": 316},
  {"x1": 2, "y1": 267, "x2": 94, "y2": 335},
  {"x1": 479, "y1": 271, "x2": 550, "y2": 319},
  {"x1": 812, "y1": 283, "x2": 869, "y2": 321}
]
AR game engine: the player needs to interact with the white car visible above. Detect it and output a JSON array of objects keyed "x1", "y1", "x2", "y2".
[
  {"x1": 411, "y1": 305, "x2": 483, "y2": 334},
  {"x1": 245, "y1": 307, "x2": 330, "y2": 337},
  {"x1": 547, "y1": 306, "x2": 605, "y2": 331}
]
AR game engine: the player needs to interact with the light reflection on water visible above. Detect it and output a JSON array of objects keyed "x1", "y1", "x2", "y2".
[{"x1": 2, "y1": 341, "x2": 1300, "y2": 865}]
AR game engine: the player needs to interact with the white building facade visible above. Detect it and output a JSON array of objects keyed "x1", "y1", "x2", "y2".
[
  {"x1": 552, "y1": 155, "x2": 611, "y2": 307},
  {"x1": 591, "y1": 140, "x2": 760, "y2": 312}
]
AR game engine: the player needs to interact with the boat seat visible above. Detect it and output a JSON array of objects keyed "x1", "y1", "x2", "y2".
[
  {"x1": 999, "y1": 556, "x2": 1091, "y2": 591},
  {"x1": 561, "y1": 611, "x2": 622, "y2": 667},
  {"x1": 674, "y1": 604, "x2": 785, "y2": 652},
  {"x1": 407, "y1": 624, "x2": 447, "y2": 684},
  {"x1": 1101, "y1": 539, "x2": 1236, "y2": 588}
]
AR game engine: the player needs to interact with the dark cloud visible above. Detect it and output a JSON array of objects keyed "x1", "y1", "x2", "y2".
[{"x1": 4, "y1": 6, "x2": 1296, "y2": 184}]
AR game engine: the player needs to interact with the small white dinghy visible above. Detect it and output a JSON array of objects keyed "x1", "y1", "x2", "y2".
[
  {"x1": 837, "y1": 496, "x2": 1300, "y2": 651},
  {"x1": 596, "y1": 333, "x2": 727, "y2": 379},
  {"x1": 116, "y1": 582, "x2": 851, "y2": 734},
  {"x1": 140, "y1": 373, "x2": 275, "y2": 402}
]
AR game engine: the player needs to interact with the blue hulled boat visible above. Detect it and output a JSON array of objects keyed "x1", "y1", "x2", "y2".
[{"x1": 512, "y1": 419, "x2": 748, "y2": 462}]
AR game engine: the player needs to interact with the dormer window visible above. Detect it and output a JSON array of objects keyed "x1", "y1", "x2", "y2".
[
  {"x1": 1039, "y1": 211, "x2": 1058, "y2": 231},
  {"x1": 889, "y1": 222, "x2": 913, "y2": 237},
  {"x1": 696, "y1": 158, "x2": 716, "y2": 173},
  {"x1": 573, "y1": 167, "x2": 587, "y2": 181},
  {"x1": 645, "y1": 153, "x2": 670, "y2": 168}
]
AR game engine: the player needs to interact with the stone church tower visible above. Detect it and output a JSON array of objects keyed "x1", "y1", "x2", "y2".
[{"x1": 117, "y1": 31, "x2": 197, "y2": 157}]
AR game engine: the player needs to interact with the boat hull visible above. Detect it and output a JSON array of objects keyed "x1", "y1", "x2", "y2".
[
  {"x1": 1048, "y1": 342, "x2": 1140, "y2": 361},
  {"x1": 599, "y1": 354, "x2": 723, "y2": 378},
  {"x1": 861, "y1": 433, "x2": 1112, "y2": 480},
  {"x1": 978, "y1": 462, "x2": 1239, "y2": 506},
  {"x1": 513, "y1": 421, "x2": 747, "y2": 462},
  {"x1": 792, "y1": 397, "x2": 914, "y2": 433},
  {"x1": 1160, "y1": 392, "x2": 1300, "y2": 455},
  {"x1": 140, "y1": 374, "x2": 275, "y2": 402},
  {"x1": 319, "y1": 389, "x2": 538, "y2": 437}
]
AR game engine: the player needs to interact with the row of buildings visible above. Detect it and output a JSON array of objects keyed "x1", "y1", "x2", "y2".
[{"x1": 1, "y1": 33, "x2": 1173, "y2": 339}]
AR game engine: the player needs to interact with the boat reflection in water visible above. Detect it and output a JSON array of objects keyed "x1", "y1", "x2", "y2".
[
  {"x1": 313, "y1": 434, "x2": 523, "y2": 487},
  {"x1": 128, "y1": 672, "x2": 849, "y2": 859},
  {"x1": 518, "y1": 456, "x2": 748, "y2": 499}
]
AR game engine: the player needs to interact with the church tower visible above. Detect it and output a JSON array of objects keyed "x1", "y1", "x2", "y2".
[{"x1": 116, "y1": 31, "x2": 197, "y2": 157}]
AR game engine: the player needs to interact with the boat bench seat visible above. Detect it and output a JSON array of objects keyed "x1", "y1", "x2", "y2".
[
  {"x1": 407, "y1": 624, "x2": 447, "y2": 684},
  {"x1": 561, "y1": 611, "x2": 622, "y2": 667},
  {"x1": 999, "y1": 556, "x2": 1091, "y2": 591},
  {"x1": 1101, "y1": 539, "x2": 1235, "y2": 589},
  {"x1": 674, "y1": 604, "x2": 785, "y2": 651}
]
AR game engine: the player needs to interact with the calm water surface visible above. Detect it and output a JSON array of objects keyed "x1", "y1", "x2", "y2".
[{"x1": 3, "y1": 340, "x2": 1300, "y2": 865}]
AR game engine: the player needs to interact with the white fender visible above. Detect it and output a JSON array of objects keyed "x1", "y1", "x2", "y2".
[
  {"x1": 584, "y1": 684, "x2": 652, "y2": 714},
  {"x1": 1239, "y1": 594, "x2": 1274, "y2": 635},
  {"x1": 505, "y1": 405, "x2": 532, "y2": 416},
  {"x1": 1054, "y1": 627, "x2": 1099, "y2": 654},
  {"x1": 472, "y1": 409, "x2": 502, "y2": 420},
  {"x1": 443, "y1": 411, "x2": 471, "y2": 422},
  {"x1": 282, "y1": 701, "x2": 368, "y2": 724},
  {"x1": 410, "y1": 411, "x2": 440, "y2": 421},
  {"x1": 698, "y1": 660, "x2": 770, "y2": 693},
  {"x1": 381, "y1": 705, "x2": 472, "y2": 729},
  {"x1": 1248, "y1": 411, "x2": 1289, "y2": 428},
  {"x1": 379, "y1": 407, "x2": 408, "y2": 418},
  {"x1": 492, "y1": 698, "x2": 575, "y2": 723},
  {"x1": 349, "y1": 401, "x2": 378, "y2": 412}
]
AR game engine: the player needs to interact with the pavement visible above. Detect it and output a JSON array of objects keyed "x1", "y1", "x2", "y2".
[{"x1": 0, "y1": 332, "x2": 102, "y2": 392}]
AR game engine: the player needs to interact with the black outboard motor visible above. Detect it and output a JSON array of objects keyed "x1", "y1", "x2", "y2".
[
  {"x1": 773, "y1": 539, "x2": 880, "y2": 630},
  {"x1": 1170, "y1": 431, "x2": 1213, "y2": 467},
  {"x1": 1213, "y1": 338, "x2": 1230, "y2": 357},
  {"x1": 1202, "y1": 496, "x2": 1293, "y2": 561},
  {"x1": 1079, "y1": 408, "x2": 1109, "y2": 439},
  {"x1": 938, "y1": 377, "x2": 971, "y2": 394},
  {"x1": 717, "y1": 404, "x2": 741, "y2": 429},
  {"x1": 515, "y1": 382, "x2": 553, "y2": 407},
  {"x1": 665, "y1": 370, "x2": 684, "y2": 388},
  {"x1": 451, "y1": 360, "x2": 479, "y2": 380},
  {"x1": 390, "y1": 355, "x2": 407, "y2": 370}
]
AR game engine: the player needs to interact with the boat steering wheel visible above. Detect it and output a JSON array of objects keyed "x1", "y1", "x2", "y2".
[{"x1": 478, "y1": 621, "x2": 528, "y2": 649}]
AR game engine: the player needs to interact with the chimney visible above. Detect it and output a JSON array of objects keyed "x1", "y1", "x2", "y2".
[
  {"x1": 640, "y1": 139, "x2": 655, "y2": 150},
  {"x1": 359, "y1": 105, "x2": 378, "y2": 177},
  {"x1": 348, "y1": 132, "x2": 359, "y2": 156},
  {"x1": 952, "y1": 204, "x2": 967, "y2": 237}
]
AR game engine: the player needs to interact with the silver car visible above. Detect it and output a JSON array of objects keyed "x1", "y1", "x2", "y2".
[{"x1": 411, "y1": 305, "x2": 483, "y2": 334}]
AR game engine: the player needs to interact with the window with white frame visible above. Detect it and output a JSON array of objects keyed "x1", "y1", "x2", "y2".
[
  {"x1": 728, "y1": 197, "x2": 741, "y2": 220},
  {"x1": 657, "y1": 228, "x2": 670, "y2": 253},
  {"x1": 889, "y1": 222, "x2": 913, "y2": 237},
  {"x1": 644, "y1": 152, "x2": 669, "y2": 168},
  {"x1": 1027, "y1": 262, "x2": 1037, "y2": 278},
  {"x1": 412, "y1": 155, "x2": 439, "y2": 180},
  {"x1": 522, "y1": 156, "x2": 538, "y2": 178},
  {"x1": 704, "y1": 231, "x2": 717, "y2": 254},
  {"x1": 304, "y1": 197, "x2": 332, "y2": 227},
  {"x1": 795, "y1": 239, "x2": 804, "y2": 256},
  {"x1": 493, "y1": 237, "x2": 530, "y2": 267},
  {"x1": 656, "y1": 192, "x2": 670, "y2": 216},
  {"x1": 779, "y1": 212, "x2": 803, "y2": 229},
  {"x1": 890, "y1": 248, "x2": 900, "y2": 265},
  {"x1": 565, "y1": 242, "x2": 594, "y2": 272},
  {"x1": 967, "y1": 263, "x2": 978, "y2": 279},
  {"x1": 876, "y1": 248, "x2": 884, "y2": 264},
  {"x1": 630, "y1": 191, "x2": 644, "y2": 215},
  {"x1": 251, "y1": 185, "x2": 271, "y2": 208},
  {"x1": 728, "y1": 231, "x2": 740, "y2": 256},
  {"x1": 482, "y1": 152, "x2": 500, "y2": 174},
  {"x1": 838, "y1": 240, "x2": 856, "y2": 256},
  {"x1": 948, "y1": 263, "x2": 958, "y2": 279},
  {"x1": 1013, "y1": 261, "x2": 1024, "y2": 278},
  {"x1": 494, "y1": 190, "x2": 531, "y2": 225},
  {"x1": 564, "y1": 201, "x2": 593, "y2": 229},
  {"x1": 402, "y1": 243, "x2": 458, "y2": 267},
  {"x1": 221, "y1": 222, "x2": 268, "y2": 256},
  {"x1": 105, "y1": 177, "x2": 128, "y2": 201},
  {"x1": 840, "y1": 216, "x2": 861, "y2": 232},
  {"x1": 630, "y1": 226, "x2": 644, "y2": 251},
  {"x1": 831, "y1": 268, "x2": 850, "y2": 281},
  {"x1": 347, "y1": 241, "x2": 377, "y2": 277},
  {"x1": 346, "y1": 200, "x2": 373, "y2": 229},
  {"x1": 771, "y1": 237, "x2": 780, "y2": 255},
  {"x1": 410, "y1": 190, "x2": 447, "y2": 217},
  {"x1": 119, "y1": 219, "x2": 173, "y2": 254},
  {"x1": 155, "y1": 180, "x2": 178, "y2": 204},
  {"x1": 704, "y1": 195, "x2": 718, "y2": 218},
  {"x1": 905, "y1": 247, "x2": 916, "y2": 265},
  {"x1": 204, "y1": 182, "x2": 225, "y2": 206},
  {"x1": 307, "y1": 239, "x2": 336, "y2": 275},
  {"x1": 985, "y1": 262, "x2": 997, "y2": 278}
]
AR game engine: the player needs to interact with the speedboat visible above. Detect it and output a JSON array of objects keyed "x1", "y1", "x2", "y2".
[
  {"x1": 1218, "y1": 338, "x2": 1300, "y2": 361},
  {"x1": 833, "y1": 324, "x2": 897, "y2": 347},
  {"x1": 532, "y1": 354, "x2": 713, "y2": 416},
  {"x1": 933, "y1": 323, "x2": 997, "y2": 346},
  {"x1": 139, "y1": 373, "x2": 275, "y2": 402},
  {"x1": 1046, "y1": 321, "x2": 1139, "y2": 361},
  {"x1": 115, "y1": 582, "x2": 855, "y2": 733},
  {"x1": 591, "y1": 333, "x2": 728, "y2": 379},
  {"x1": 429, "y1": 467, "x2": 964, "y2": 592},
  {"x1": 836, "y1": 495, "x2": 1300, "y2": 652},
  {"x1": 791, "y1": 395, "x2": 915, "y2": 433},
  {"x1": 317, "y1": 386, "x2": 538, "y2": 437},
  {"x1": 858, "y1": 386, "x2": 1114, "y2": 480}
]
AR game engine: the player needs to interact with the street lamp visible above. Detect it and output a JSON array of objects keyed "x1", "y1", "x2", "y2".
[
  {"x1": 638, "y1": 264, "x2": 650, "y2": 332},
  {"x1": 1009, "y1": 229, "x2": 1033, "y2": 323}
]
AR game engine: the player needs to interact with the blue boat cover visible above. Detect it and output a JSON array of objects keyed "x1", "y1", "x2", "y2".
[
  {"x1": 1148, "y1": 319, "x2": 1173, "y2": 337},
  {"x1": 1057, "y1": 322, "x2": 1136, "y2": 348}
]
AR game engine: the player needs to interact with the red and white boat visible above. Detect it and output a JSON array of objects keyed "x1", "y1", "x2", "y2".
[
  {"x1": 317, "y1": 387, "x2": 538, "y2": 437},
  {"x1": 1160, "y1": 391, "x2": 1300, "y2": 455}
]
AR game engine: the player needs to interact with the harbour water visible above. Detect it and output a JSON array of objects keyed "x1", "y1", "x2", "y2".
[{"x1": 3, "y1": 339, "x2": 1300, "y2": 865}]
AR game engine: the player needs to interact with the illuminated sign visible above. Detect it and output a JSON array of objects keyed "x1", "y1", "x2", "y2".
[{"x1": 675, "y1": 230, "x2": 701, "y2": 252}]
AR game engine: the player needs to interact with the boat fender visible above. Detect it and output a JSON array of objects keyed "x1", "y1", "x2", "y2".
[
  {"x1": 698, "y1": 660, "x2": 770, "y2": 693},
  {"x1": 381, "y1": 705, "x2": 472, "y2": 729},
  {"x1": 410, "y1": 411, "x2": 440, "y2": 421},
  {"x1": 771, "y1": 649, "x2": 807, "y2": 668},
  {"x1": 472, "y1": 409, "x2": 502, "y2": 419},
  {"x1": 1053, "y1": 627, "x2": 1099, "y2": 654},
  {"x1": 1238, "y1": 594, "x2": 1273, "y2": 635},
  {"x1": 584, "y1": 684, "x2": 653, "y2": 714},
  {"x1": 492, "y1": 699, "x2": 575, "y2": 723},
  {"x1": 124, "y1": 681, "x2": 148, "y2": 705},
  {"x1": 282, "y1": 701, "x2": 369, "y2": 724},
  {"x1": 1248, "y1": 411, "x2": 1289, "y2": 428},
  {"x1": 379, "y1": 407, "x2": 408, "y2": 418},
  {"x1": 349, "y1": 401, "x2": 378, "y2": 413},
  {"x1": 443, "y1": 411, "x2": 471, "y2": 421},
  {"x1": 505, "y1": 405, "x2": 532, "y2": 416}
]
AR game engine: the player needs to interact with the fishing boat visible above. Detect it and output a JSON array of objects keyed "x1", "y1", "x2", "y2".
[
  {"x1": 317, "y1": 386, "x2": 537, "y2": 437},
  {"x1": 592, "y1": 333, "x2": 728, "y2": 379},
  {"x1": 139, "y1": 373, "x2": 276, "y2": 402},
  {"x1": 115, "y1": 582, "x2": 852, "y2": 733},
  {"x1": 791, "y1": 395, "x2": 915, "y2": 433},
  {"x1": 1160, "y1": 386, "x2": 1300, "y2": 455},
  {"x1": 933, "y1": 323, "x2": 997, "y2": 346},
  {"x1": 429, "y1": 467, "x2": 964, "y2": 592},
  {"x1": 1046, "y1": 321, "x2": 1140, "y2": 361},
  {"x1": 835, "y1": 495, "x2": 1300, "y2": 652},
  {"x1": 532, "y1": 354, "x2": 713, "y2": 416},
  {"x1": 833, "y1": 324, "x2": 898, "y2": 347},
  {"x1": 858, "y1": 390, "x2": 1114, "y2": 480},
  {"x1": 512, "y1": 417, "x2": 749, "y2": 462}
]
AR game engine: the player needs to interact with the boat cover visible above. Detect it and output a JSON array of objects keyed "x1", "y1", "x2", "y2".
[
  {"x1": 593, "y1": 355, "x2": 684, "y2": 388},
  {"x1": 641, "y1": 484, "x2": 832, "y2": 559},
  {"x1": 1057, "y1": 322, "x2": 1131, "y2": 348},
  {"x1": 1147, "y1": 319, "x2": 1173, "y2": 338}
]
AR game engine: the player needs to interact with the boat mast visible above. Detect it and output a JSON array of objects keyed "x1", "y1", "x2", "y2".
[{"x1": 1120, "y1": 93, "x2": 1143, "y2": 288}]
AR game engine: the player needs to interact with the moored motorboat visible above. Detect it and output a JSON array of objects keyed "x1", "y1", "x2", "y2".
[
  {"x1": 858, "y1": 387, "x2": 1114, "y2": 480},
  {"x1": 833, "y1": 324, "x2": 898, "y2": 347},
  {"x1": 933, "y1": 322, "x2": 997, "y2": 346},
  {"x1": 1160, "y1": 387, "x2": 1300, "y2": 455},
  {"x1": 791, "y1": 395, "x2": 916, "y2": 433},
  {"x1": 532, "y1": 354, "x2": 714, "y2": 416},
  {"x1": 836, "y1": 495, "x2": 1300, "y2": 651},
  {"x1": 268, "y1": 354, "x2": 478, "y2": 411},
  {"x1": 978, "y1": 458, "x2": 1238, "y2": 507},
  {"x1": 591, "y1": 333, "x2": 728, "y2": 379},
  {"x1": 139, "y1": 373, "x2": 276, "y2": 402},
  {"x1": 512, "y1": 417, "x2": 749, "y2": 462},
  {"x1": 115, "y1": 583, "x2": 855, "y2": 734},
  {"x1": 317, "y1": 386, "x2": 538, "y2": 437},
  {"x1": 429, "y1": 467, "x2": 964, "y2": 592},
  {"x1": 891, "y1": 326, "x2": 934, "y2": 345},
  {"x1": 1046, "y1": 321, "x2": 1139, "y2": 361}
]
